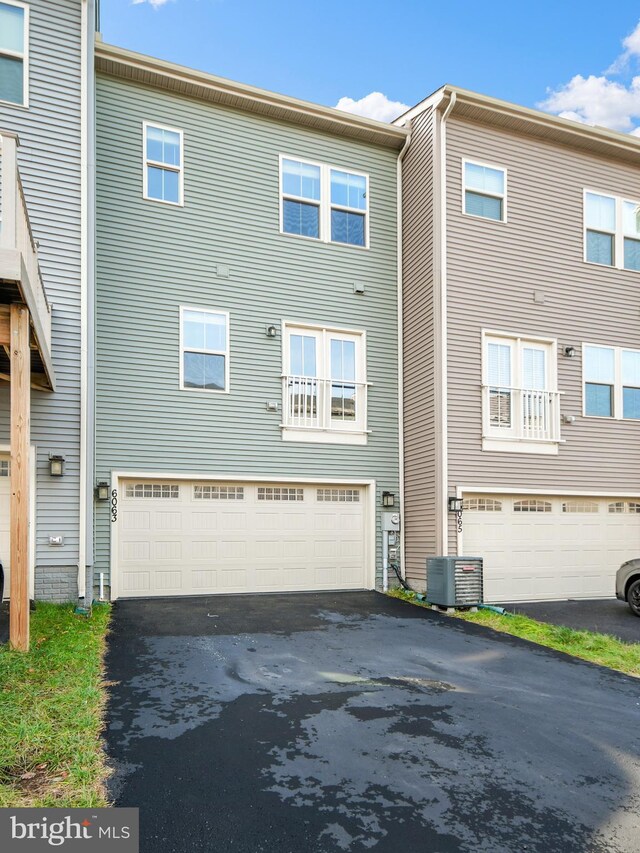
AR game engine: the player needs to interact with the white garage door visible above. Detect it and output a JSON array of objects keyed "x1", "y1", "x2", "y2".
[
  {"x1": 462, "y1": 494, "x2": 640, "y2": 602},
  {"x1": 115, "y1": 479, "x2": 369, "y2": 598},
  {"x1": 0, "y1": 458, "x2": 9, "y2": 599}
]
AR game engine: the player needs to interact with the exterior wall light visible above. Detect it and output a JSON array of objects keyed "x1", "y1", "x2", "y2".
[
  {"x1": 49, "y1": 454, "x2": 65, "y2": 477},
  {"x1": 265, "y1": 325, "x2": 278, "y2": 338},
  {"x1": 448, "y1": 496, "x2": 463, "y2": 513},
  {"x1": 564, "y1": 346, "x2": 576, "y2": 358},
  {"x1": 382, "y1": 491, "x2": 395, "y2": 508},
  {"x1": 96, "y1": 481, "x2": 110, "y2": 501}
]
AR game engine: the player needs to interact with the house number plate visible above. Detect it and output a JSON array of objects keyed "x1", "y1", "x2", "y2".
[{"x1": 111, "y1": 489, "x2": 118, "y2": 523}]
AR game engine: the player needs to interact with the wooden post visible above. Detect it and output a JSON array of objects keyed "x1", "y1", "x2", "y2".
[{"x1": 10, "y1": 304, "x2": 30, "y2": 651}]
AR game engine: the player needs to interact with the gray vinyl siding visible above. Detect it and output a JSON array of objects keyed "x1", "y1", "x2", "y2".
[
  {"x1": 445, "y1": 115, "x2": 640, "y2": 551},
  {"x1": 401, "y1": 106, "x2": 437, "y2": 588},
  {"x1": 0, "y1": 0, "x2": 82, "y2": 597},
  {"x1": 94, "y1": 74, "x2": 399, "y2": 591}
]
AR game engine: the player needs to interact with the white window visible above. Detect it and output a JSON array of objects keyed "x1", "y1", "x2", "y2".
[
  {"x1": 282, "y1": 323, "x2": 367, "y2": 444},
  {"x1": 463, "y1": 160, "x2": 506, "y2": 222},
  {"x1": 280, "y1": 156, "x2": 368, "y2": 247},
  {"x1": 584, "y1": 191, "x2": 640, "y2": 272},
  {"x1": 562, "y1": 501, "x2": 598, "y2": 513},
  {"x1": 125, "y1": 483, "x2": 179, "y2": 499},
  {"x1": 143, "y1": 122, "x2": 183, "y2": 205},
  {"x1": 0, "y1": 1, "x2": 28, "y2": 106},
  {"x1": 513, "y1": 499, "x2": 552, "y2": 513},
  {"x1": 193, "y1": 485, "x2": 244, "y2": 500},
  {"x1": 180, "y1": 307, "x2": 229, "y2": 393},
  {"x1": 257, "y1": 487, "x2": 304, "y2": 501},
  {"x1": 463, "y1": 498, "x2": 502, "y2": 512},
  {"x1": 317, "y1": 488, "x2": 361, "y2": 502},
  {"x1": 583, "y1": 343, "x2": 640, "y2": 420},
  {"x1": 482, "y1": 332, "x2": 560, "y2": 451}
]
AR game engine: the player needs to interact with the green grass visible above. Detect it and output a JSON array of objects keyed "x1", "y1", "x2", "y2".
[
  {"x1": 0, "y1": 603, "x2": 111, "y2": 807},
  {"x1": 388, "y1": 588, "x2": 640, "y2": 678}
]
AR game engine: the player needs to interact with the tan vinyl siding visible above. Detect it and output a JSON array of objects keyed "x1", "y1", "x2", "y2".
[
  {"x1": 445, "y1": 115, "x2": 640, "y2": 552},
  {"x1": 0, "y1": 0, "x2": 82, "y2": 589},
  {"x1": 95, "y1": 74, "x2": 399, "y2": 590},
  {"x1": 401, "y1": 106, "x2": 437, "y2": 587}
]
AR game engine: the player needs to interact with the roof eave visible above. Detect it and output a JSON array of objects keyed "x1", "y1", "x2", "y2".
[{"x1": 94, "y1": 41, "x2": 408, "y2": 151}]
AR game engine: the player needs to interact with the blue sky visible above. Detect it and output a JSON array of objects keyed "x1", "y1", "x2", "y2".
[{"x1": 100, "y1": 1, "x2": 640, "y2": 131}]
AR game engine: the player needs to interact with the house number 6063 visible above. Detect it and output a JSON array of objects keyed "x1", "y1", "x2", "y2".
[{"x1": 111, "y1": 489, "x2": 118, "y2": 523}]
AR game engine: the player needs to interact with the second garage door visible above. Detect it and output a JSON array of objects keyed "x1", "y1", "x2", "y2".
[
  {"x1": 114, "y1": 479, "x2": 369, "y2": 598},
  {"x1": 462, "y1": 494, "x2": 640, "y2": 602}
]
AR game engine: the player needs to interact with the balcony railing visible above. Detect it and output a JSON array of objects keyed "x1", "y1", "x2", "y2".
[
  {"x1": 483, "y1": 386, "x2": 562, "y2": 442},
  {"x1": 282, "y1": 374, "x2": 367, "y2": 432},
  {"x1": 0, "y1": 130, "x2": 54, "y2": 389}
]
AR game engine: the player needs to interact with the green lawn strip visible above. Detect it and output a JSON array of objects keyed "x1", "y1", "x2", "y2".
[
  {"x1": 388, "y1": 588, "x2": 640, "y2": 678},
  {"x1": 0, "y1": 603, "x2": 111, "y2": 807}
]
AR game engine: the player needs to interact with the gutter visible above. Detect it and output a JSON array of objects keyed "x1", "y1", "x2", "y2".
[{"x1": 396, "y1": 125, "x2": 412, "y2": 582}]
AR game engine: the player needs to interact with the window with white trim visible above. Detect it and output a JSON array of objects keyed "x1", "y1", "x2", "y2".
[
  {"x1": 584, "y1": 191, "x2": 640, "y2": 271},
  {"x1": 280, "y1": 156, "x2": 368, "y2": 247},
  {"x1": 462, "y1": 498, "x2": 502, "y2": 512},
  {"x1": 513, "y1": 499, "x2": 552, "y2": 512},
  {"x1": 180, "y1": 307, "x2": 229, "y2": 392},
  {"x1": 282, "y1": 323, "x2": 367, "y2": 442},
  {"x1": 483, "y1": 332, "x2": 559, "y2": 447},
  {"x1": 562, "y1": 501, "x2": 598, "y2": 513},
  {"x1": 317, "y1": 488, "x2": 361, "y2": 502},
  {"x1": 125, "y1": 483, "x2": 179, "y2": 498},
  {"x1": 609, "y1": 500, "x2": 640, "y2": 513},
  {"x1": 583, "y1": 344, "x2": 640, "y2": 419},
  {"x1": 144, "y1": 122, "x2": 183, "y2": 205},
  {"x1": 258, "y1": 486, "x2": 304, "y2": 501},
  {"x1": 194, "y1": 485, "x2": 244, "y2": 500},
  {"x1": 0, "y1": 1, "x2": 27, "y2": 106},
  {"x1": 463, "y1": 160, "x2": 506, "y2": 222}
]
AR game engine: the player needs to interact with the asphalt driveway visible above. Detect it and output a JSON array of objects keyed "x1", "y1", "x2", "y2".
[
  {"x1": 105, "y1": 591, "x2": 640, "y2": 853},
  {"x1": 504, "y1": 598, "x2": 639, "y2": 644}
]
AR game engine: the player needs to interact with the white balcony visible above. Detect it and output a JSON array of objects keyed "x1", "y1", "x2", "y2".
[
  {"x1": 0, "y1": 130, "x2": 54, "y2": 390},
  {"x1": 483, "y1": 386, "x2": 562, "y2": 447},
  {"x1": 282, "y1": 374, "x2": 368, "y2": 443}
]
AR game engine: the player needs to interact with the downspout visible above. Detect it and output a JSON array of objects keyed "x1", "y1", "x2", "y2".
[
  {"x1": 436, "y1": 91, "x2": 456, "y2": 555},
  {"x1": 396, "y1": 125, "x2": 412, "y2": 583},
  {"x1": 78, "y1": 0, "x2": 97, "y2": 603}
]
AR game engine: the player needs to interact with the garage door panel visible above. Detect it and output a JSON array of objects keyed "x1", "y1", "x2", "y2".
[
  {"x1": 117, "y1": 480, "x2": 368, "y2": 597},
  {"x1": 464, "y1": 494, "x2": 639, "y2": 602}
]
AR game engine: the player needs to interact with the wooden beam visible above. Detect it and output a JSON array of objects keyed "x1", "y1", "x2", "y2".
[
  {"x1": 9, "y1": 304, "x2": 30, "y2": 651},
  {"x1": 0, "y1": 306, "x2": 9, "y2": 346}
]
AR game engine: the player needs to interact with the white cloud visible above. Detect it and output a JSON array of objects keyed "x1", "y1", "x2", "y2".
[
  {"x1": 334, "y1": 92, "x2": 409, "y2": 123},
  {"x1": 132, "y1": 0, "x2": 173, "y2": 8},
  {"x1": 606, "y1": 21, "x2": 640, "y2": 74},
  {"x1": 539, "y1": 74, "x2": 640, "y2": 132},
  {"x1": 539, "y1": 20, "x2": 640, "y2": 133}
]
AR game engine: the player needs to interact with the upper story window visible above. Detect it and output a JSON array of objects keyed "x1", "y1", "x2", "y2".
[
  {"x1": 180, "y1": 307, "x2": 229, "y2": 393},
  {"x1": 144, "y1": 122, "x2": 183, "y2": 206},
  {"x1": 482, "y1": 332, "x2": 560, "y2": 452},
  {"x1": 282, "y1": 322, "x2": 367, "y2": 444},
  {"x1": 463, "y1": 160, "x2": 506, "y2": 222},
  {"x1": 584, "y1": 343, "x2": 640, "y2": 419},
  {"x1": 280, "y1": 156, "x2": 368, "y2": 247},
  {"x1": 0, "y1": 1, "x2": 28, "y2": 107},
  {"x1": 584, "y1": 191, "x2": 640, "y2": 272}
]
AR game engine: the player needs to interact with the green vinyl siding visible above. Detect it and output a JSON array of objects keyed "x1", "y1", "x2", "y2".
[{"x1": 94, "y1": 74, "x2": 400, "y2": 592}]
